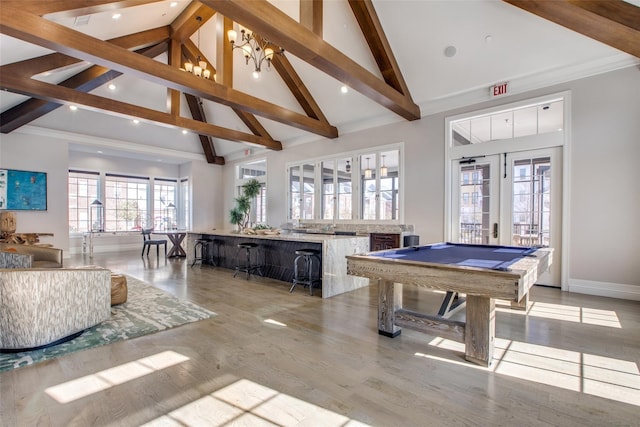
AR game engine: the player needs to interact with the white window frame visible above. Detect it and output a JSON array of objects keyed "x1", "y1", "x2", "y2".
[
  {"x1": 236, "y1": 158, "x2": 268, "y2": 225},
  {"x1": 286, "y1": 143, "x2": 404, "y2": 223},
  {"x1": 104, "y1": 174, "x2": 150, "y2": 232},
  {"x1": 68, "y1": 170, "x2": 99, "y2": 234},
  {"x1": 153, "y1": 179, "x2": 177, "y2": 230},
  {"x1": 444, "y1": 91, "x2": 572, "y2": 289}
]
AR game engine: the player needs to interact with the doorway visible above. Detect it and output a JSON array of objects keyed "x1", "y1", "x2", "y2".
[{"x1": 450, "y1": 147, "x2": 561, "y2": 286}]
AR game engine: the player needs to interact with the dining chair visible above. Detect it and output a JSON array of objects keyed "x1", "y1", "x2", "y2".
[{"x1": 141, "y1": 229, "x2": 167, "y2": 257}]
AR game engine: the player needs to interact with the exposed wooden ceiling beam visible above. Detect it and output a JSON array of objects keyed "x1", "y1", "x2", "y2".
[
  {"x1": 0, "y1": 27, "x2": 170, "y2": 76},
  {"x1": 185, "y1": 94, "x2": 226, "y2": 164},
  {"x1": 4, "y1": 0, "x2": 160, "y2": 17},
  {"x1": 168, "y1": 39, "x2": 182, "y2": 117},
  {"x1": 232, "y1": 108, "x2": 274, "y2": 140},
  {"x1": 348, "y1": 0, "x2": 413, "y2": 99},
  {"x1": 170, "y1": 1, "x2": 216, "y2": 43},
  {"x1": 0, "y1": 73, "x2": 283, "y2": 150},
  {"x1": 203, "y1": 0, "x2": 420, "y2": 121},
  {"x1": 503, "y1": 0, "x2": 640, "y2": 58},
  {"x1": 1, "y1": 42, "x2": 168, "y2": 134},
  {"x1": 180, "y1": 32, "x2": 282, "y2": 155},
  {"x1": 216, "y1": 15, "x2": 234, "y2": 87},
  {"x1": 272, "y1": 54, "x2": 328, "y2": 123},
  {"x1": 0, "y1": 6, "x2": 338, "y2": 139},
  {"x1": 300, "y1": 0, "x2": 323, "y2": 37}
]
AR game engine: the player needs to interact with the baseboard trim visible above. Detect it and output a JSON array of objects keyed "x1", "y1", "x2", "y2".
[{"x1": 568, "y1": 279, "x2": 640, "y2": 301}]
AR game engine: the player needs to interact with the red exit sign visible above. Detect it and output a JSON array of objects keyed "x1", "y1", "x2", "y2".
[{"x1": 491, "y1": 82, "x2": 508, "y2": 97}]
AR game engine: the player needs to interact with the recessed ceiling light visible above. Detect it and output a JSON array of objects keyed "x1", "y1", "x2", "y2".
[
  {"x1": 182, "y1": 130, "x2": 188, "y2": 135},
  {"x1": 340, "y1": 85, "x2": 348, "y2": 94},
  {"x1": 97, "y1": 151, "x2": 103, "y2": 154},
  {"x1": 132, "y1": 119, "x2": 140, "y2": 124},
  {"x1": 108, "y1": 84, "x2": 116, "y2": 91},
  {"x1": 170, "y1": 1, "x2": 178, "y2": 7},
  {"x1": 444, "y1": 46, "x2": 457, "y2": 58},
  {"x1": 69, "y1": 105, "x2": 78, "y2": 111},
  {"x1": 485, "y1": 35, "x2": 493, "y2": 44},
  {"x1": 112, "y1": 13, "x2": 121, "y2": 20}
]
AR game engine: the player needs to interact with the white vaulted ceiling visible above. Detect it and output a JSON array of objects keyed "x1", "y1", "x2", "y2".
[{"x1": 0, "y1": 0, "x2": 638, "y2": 164}]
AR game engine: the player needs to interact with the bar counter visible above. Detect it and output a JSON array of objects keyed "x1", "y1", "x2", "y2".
[{"x1": 186, "y1": 231, "x2": 369, "y2": 298}]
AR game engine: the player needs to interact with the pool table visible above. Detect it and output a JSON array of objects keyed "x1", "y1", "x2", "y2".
[{"x1": 346, "y1": 242, "x2": 553, "y2": 366}]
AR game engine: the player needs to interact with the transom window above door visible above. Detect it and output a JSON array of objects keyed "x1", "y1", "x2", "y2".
[{"x1": 452, "y1": 99, "x2": 564, "y2": 146}]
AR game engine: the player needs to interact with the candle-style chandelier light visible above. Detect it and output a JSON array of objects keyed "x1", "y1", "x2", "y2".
[
  {"x1": 227, "y1": 27, "x2": 284, "y2": 79},
  {"x1": 183, "y1": 16, "x2": 212, "y2": 79}
]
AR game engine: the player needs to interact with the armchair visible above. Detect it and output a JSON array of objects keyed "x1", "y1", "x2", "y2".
[{"x1": 0, "y1": 268, "x2": 111, "y2": 351}]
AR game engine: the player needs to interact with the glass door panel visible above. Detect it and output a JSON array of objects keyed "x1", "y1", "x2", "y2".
[
  {"x1": 454, "y1": 159, "x2": 499, "y2": 245},
  {"x1": 511, "y1": 157, "x2": 551, "y2": 247}
]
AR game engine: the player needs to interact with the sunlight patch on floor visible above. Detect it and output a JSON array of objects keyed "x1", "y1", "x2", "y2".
[
  {"x1": 420, "y1": 337, "x2": 640, "y2": 406},
  {"x1": 496, "y1": 301, "x2": 622, "y2": 328},
  {"x1": 264, "y1": 318, "x2": 287, "y2": 327},
  {"x1": 141, "y1": 378, "x2": 371, "y2": 427},
  {"x1": 45, "y1": 351, "x2": 189, "y2": 404}
]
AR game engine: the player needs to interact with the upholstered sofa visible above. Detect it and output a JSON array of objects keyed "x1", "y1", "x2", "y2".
[
  {"x1": 0, "y1": 267, "x2": 111, "y2": 351},
  {"x1": 0, "y1": 243, "x2": 63, "y2": 268}
]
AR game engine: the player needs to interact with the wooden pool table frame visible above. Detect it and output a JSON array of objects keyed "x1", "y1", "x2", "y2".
[{"x1": 346, "y1": 245, "x2": 553, "y2": 366}]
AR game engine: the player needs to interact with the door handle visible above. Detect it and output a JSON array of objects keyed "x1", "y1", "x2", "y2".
[{"x1": 493, "y1": 223, "x2": 498, "y2": 238}]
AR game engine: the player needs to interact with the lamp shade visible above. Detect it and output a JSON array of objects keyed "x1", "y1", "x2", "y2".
[{"x1": 227, "y1": 29, "x2": 237, "y2": 43}]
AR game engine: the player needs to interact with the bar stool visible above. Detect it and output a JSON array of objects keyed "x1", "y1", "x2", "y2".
[
  {"x1": 210, "y1": 239, "x2": 224, "y2": 266},
  {"x1": 191, "y1": 238, "x2": 212, "y2": 267},
  {"x1": 234, "y1": 242, "x2": 262, "y2": 279},
  {"x1": 290, "y1": 248, "x2": 321, "y2": 296}
]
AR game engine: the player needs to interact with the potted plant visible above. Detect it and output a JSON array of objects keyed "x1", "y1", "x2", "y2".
[{"x1": 229, "y1": 178, "x2": 262, "y2": 232}]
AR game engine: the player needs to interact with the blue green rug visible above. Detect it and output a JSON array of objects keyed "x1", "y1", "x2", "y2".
[{"x1": 0, "y1": 275, "x2": 215, "y2": 372}]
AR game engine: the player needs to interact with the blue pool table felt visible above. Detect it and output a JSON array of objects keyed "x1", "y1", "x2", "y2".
[{"x1": 371, "y1": 243, "x2": 537, "y2": 271}]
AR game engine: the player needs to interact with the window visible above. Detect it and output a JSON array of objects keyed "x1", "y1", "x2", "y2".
[
  {"x1": 180, "y1": 178, "x2": 190, "y2": 230},
  {"x1": 287, "y1": 144, "x2": 402, "y2": 222},
  {"x1": 451, "y1": 99, "x2": 564, "y2": 145},
  {"x1": 68, "y1": 170, "x2": 99, "y2": 233},
  {"x1": 237, "y1": 159, "x2": 267, "y2": 225},
  {"x1": 104, "y1": 174, "x2": 149, "y2": 231},
  {"x1": 361, "y1": 149, "x2": 400, "y2": 221},
  {"x1": 321, "y1": 158, "x2": 353, "y2": 220},
  {"x1": 289, "y1": 163, "x2": 314, "y2": 220},
  {"x1": 154, "y1": 179, "x2": 177, "y2": 230}
]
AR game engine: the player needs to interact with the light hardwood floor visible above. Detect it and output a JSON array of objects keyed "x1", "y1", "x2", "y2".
[{"x1": 1, "y1": 250, "x2": 639, "y2": 426}]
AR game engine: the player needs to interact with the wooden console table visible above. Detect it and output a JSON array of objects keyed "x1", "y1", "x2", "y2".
[{"x1": 0, "y1": 232, "x2": 54, "y2": 245}]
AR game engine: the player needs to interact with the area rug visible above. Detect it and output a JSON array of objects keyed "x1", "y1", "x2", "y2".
[{"x1": 0, "y1": 275, "x2": 216, "y2": 373}]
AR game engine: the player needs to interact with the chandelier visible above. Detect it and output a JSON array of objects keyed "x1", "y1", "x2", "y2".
[
  {"x1": 364, "y1": 157, "x2": 372, "y2": 179},
  {"x1": 380, "y1": 155, "x2": 388, "y2": 177},
  {"x1": 184, "y1": 16, "x2": 212, "y2": 79},
  {"x1": 227, "y1": 28, "x2": 283, "y2": 79}
]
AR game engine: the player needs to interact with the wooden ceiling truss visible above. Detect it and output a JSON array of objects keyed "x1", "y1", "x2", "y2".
[
  {"x1": 503, "y1": 0, "x2": 640, "y2": 59},
  {"x1": 0, "y1": 0, "x2": 422, "y2": 164}
]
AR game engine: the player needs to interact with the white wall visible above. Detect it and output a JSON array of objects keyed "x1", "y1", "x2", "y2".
[
  {"x1": 222, "y1": 66, "x2": 640, "y2": 299},
  {"x1": 190, "y1": 159, "x2": 223, "y2": 232},
  {"x1": 1, "y1": 66, "x2": 638, "y2": 298},
  {"x1": 0, "y1": 133, "x2": 69, "y2": 251}
]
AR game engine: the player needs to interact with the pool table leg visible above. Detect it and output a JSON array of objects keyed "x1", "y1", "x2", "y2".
[
  {"x1": 378, "y1": 279, "x2": 402, "y2": 338},
  {"x1": 511, "y1": 292, "x2": 529, "y2": 311},
  {"x1": 464, "y1": 295, "x2": 495, "y2": 367}
]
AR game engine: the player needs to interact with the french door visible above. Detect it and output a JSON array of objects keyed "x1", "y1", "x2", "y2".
[{"x1": 450, "y1": 147, "x2": 561, "y2": 286}]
